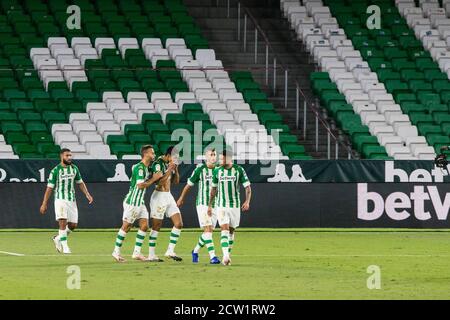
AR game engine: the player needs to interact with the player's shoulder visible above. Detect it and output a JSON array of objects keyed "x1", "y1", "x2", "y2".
[
  {"x1": 71, "y1": 163, "x2": 80, "y2": 170},
  {"x1": 151, "y1": 157, "x2": 164, "y2": 170},
  {"x1": 151, "y1": 157, "x2": 160, "y2": 165},
  {"x1": 154, "y1": 156, "x2": 164, "y2": 164},
  {"x1": 50, "y1": 164, "x2": 61, "y2": 172},
  {"x1": 134, "y1": 161, "x2": 146, "y2": 169},
  {"x1": 232, "y1": 163, "x2": 244, "y2": 171},
  {"x1": 132, "y1": 162, "x2": 143, "y2": 172},
  {"x1": 195, "y1": 163, "x2": 207, "y2": 171}
]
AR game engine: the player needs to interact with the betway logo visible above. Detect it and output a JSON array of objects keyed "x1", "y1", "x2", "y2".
[
  {"x1": 358, "y1": 183, "x2": 450, "y2": 221},
  {"x1": 385, "y1": 161, "x2": 448, "y2": 182}
]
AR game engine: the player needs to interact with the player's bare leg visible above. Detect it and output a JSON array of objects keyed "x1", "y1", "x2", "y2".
[
  {"x1": 62, "y1": 222, "x2": 77, "y2": 245},
  {"x1": 112, "y1": 221, "x2": 132, "y2": 263},
  {"x1": 220, "y1": 224, "x2": 231, "y2": 266},
  {"x1": 164, "y1": 213, "x2": 183, "y2": 261},
  {"x1": 67, "y1": 222, "x2": 77, "y2": 233},
  {"x1": 146, "y1": 218, "x2": 164, "y2": 262},
  {"x1": 132, "y1": 219, "x2": 148, "y2": 261}
]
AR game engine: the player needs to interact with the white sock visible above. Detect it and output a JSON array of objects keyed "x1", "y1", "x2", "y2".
[
  {"x1": 148, "y1": 230, "x2": 159, "y2": 257},
  {"x1": 56, "y1": 226, "x2": 71, "y2": 241},
  {"x1": 193, "y1": 234, "x2": 206, "y2": 254},
  {"x1": 59, "y1": 229, "x2": 68, "y2": 250},
  {"x1": 133, "y1": 229, "x2": 146, "y2": 255},
  {"x1": 229, "y1": 233, "x2": 235, "y2": 254},
  {"x1": 114, "y1": 229, "x2": 127, "y2": 255},
  {"x1": 204, "y1": 232, "x2": 216, "y2": 259},
  {"x1": 167, "y1": 227, "x2": 181, "y2": 254},
  {"x1": 220, "y1": 230, "x2": 230, "y2": 259}
]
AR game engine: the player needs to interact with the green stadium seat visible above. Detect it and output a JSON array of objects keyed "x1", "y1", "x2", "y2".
[
  {"x1": 124, "y1": 124, "x2": 145, "y2": 136},
  {"x1": 30, "y1": 132, "x2": 53, "y2": 145},
  {"x1": 37, "y1": 143, "x2": 60, "y2": 155},
  {"x1": 363, "y1": 146, "x2": 388, "y2": 159},
  {"x1": 110, "y1": 144, "x2": 135, "y2": 158},
  {"x1": 354, "y1": 135, "x2": 379, "y2": 153},
  {"x1": 0, "y1": 112, "x2": 18, "y2": 122},
  {"x1": 129, "y1": 134, "x2": 152, "y2": 146},
  {"x1": 259, "y1": 113, "x2": 283, "y2": 125},
  {"x1": 25, "y1": 122, "x2": 47, "y2": 135}
]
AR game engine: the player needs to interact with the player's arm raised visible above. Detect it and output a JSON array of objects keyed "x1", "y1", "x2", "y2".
[
  {"x1": 137, "y1": 173, "x2": 161, "y2": 190},
  {"x1": 147, "y1": 161, "x2": 177, "y2": 186},
  {"x1": 160, "y1": 162, "x2": 177, "y2": 182}
]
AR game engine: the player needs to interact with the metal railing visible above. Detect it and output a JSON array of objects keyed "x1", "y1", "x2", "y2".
[{"x1": 226, "y1": 1, "x2": 354, "y2": 159}]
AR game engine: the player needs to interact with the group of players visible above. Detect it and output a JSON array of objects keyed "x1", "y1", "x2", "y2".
[{"x1": 40, "y1": 145, "x2": 252, "y2": 266}]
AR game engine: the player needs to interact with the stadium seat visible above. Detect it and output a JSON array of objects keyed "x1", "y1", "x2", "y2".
[
  {"x1": 283, "y1": 0, "x2": 445, "y2": 159},
  {"x1": 0, "y1": 0, "x2": 306, "y2": 159}
]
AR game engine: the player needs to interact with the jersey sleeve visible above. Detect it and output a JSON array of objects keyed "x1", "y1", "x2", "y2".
[
  {"x1": 47, "y1": 167, "x2": 57, "y2": 188},
  {"x1": 74, "y1": 166, "x2": 83, "y2": 184},
  {"x1": 151, "y1": 161, "x2": 162, "y2": 174},
  {"x1": 187, "y1": 165, "x2": 202, "y2": 186},
  {"x1": 238, "y1": 166, "x2": 251, "y2": 188},
  {"x1": 211, "y1": 168, "x2": 219, "y2": 188},
  {"x1": 135, "y1": 165, "x2": 146, "y2": 184}
]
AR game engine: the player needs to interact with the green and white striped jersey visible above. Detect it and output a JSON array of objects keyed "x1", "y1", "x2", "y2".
[
  {"x1": 211, "y1": 164, "x2": 251, "y2": 208},
  {"x1": 151, "y1": 156, "x2": 169, "y2": 176},
  {"x1": 187, "y1": 163, "x2": 217, "y2": 207},
  {"x1": 124, "y1": 162, "x2": 150, "y2": 206},
  {"x1": 47, "y1": 164, "x2": 83, "y2": 202}
]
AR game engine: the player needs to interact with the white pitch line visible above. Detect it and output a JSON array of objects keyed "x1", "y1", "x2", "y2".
[{"x1": 0, "y1": 250, "x2": 25, "y2": 257}]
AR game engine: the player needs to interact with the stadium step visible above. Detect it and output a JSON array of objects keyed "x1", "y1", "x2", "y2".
[
  {"x1": 186, "y1": 0, "x2": 352, "y2": 158},
  {"x1": 273, "y1": 0, "x2": 445, "y2": 159}
]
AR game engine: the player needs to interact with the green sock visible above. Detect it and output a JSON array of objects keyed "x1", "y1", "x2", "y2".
[
  {"x1": 229, "y1": 233, "x2": 235, "y2": 253},
  {"x1": 133, "y1": 230, "x2": 146, "y2": 255},
  {"x1": 114, "y1": 229, "x2": 127, "y2": 254}
]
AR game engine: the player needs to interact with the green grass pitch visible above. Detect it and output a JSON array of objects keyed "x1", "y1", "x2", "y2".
[{"x1": 0, "y1": 229, "x2": 449, "y2": 300}]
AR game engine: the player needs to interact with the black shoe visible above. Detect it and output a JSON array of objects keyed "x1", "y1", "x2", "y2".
[{"x1": 165, "y1": 254, "x2": 183, "y2": 262}]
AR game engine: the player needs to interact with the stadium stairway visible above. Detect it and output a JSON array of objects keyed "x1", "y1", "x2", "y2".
[
  {"x1": 279, "y1": 0, "x2": 447, "y2": 159},
  {"x1": 184, "y1": 0, "x2": 354, "y2": 158}
]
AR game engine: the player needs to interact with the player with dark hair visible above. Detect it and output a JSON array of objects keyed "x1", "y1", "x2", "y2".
[
  {"x1": 40, "y1": 148, "x2": 93, "y2": 254},
  {"x1": 147, "y1": 146, "x2": 183, "y2": 262},
  {"x1": 208, "y1": 149, "x2": 252, "y2": 266},
  {"x1": 112, "y1": 145, "x2": 161, "y2": 262}
]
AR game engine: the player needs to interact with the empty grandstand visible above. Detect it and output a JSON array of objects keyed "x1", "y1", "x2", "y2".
[{"x1": 0, "y1": 0, "x2": 311, "y2": 161}]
